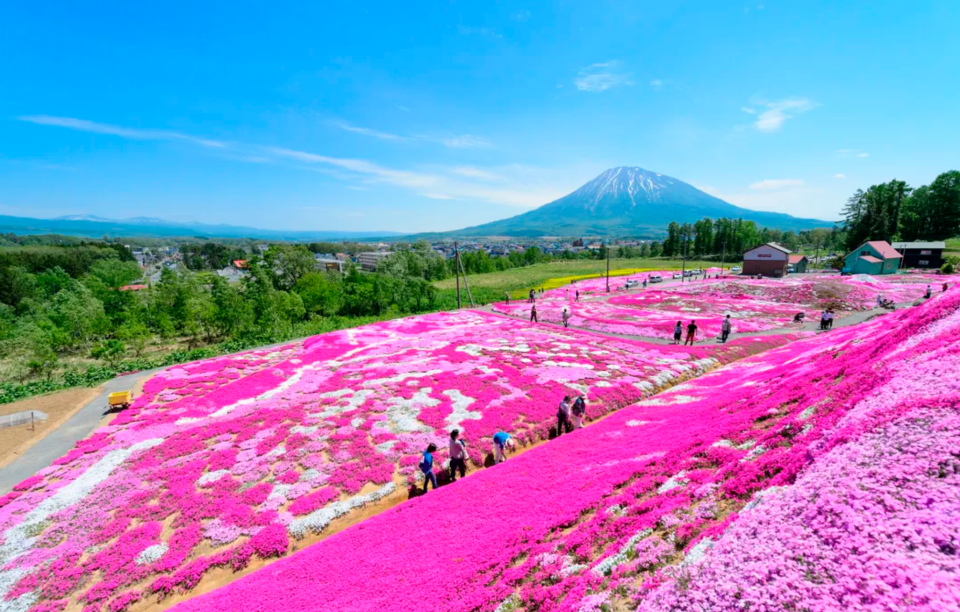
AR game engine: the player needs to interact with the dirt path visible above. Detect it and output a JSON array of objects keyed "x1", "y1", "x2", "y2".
[{"x1": 0, "y1": 386, "x2": 103, "y2": 471}]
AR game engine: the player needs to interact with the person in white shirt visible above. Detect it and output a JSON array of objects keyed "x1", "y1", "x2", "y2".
[{"x1": 557, "y1": 396, "x2": 573, "y2": 436}]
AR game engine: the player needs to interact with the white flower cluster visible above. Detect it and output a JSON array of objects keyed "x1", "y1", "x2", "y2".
[
  {"x1": 657, "y1": 471, "x2": 688, "y2": 494},
  {"x1": 590, "y1": 528, "x2": 652, "y2": 576},
  {"x1": 287, "y1": 482, "x2": 396, "y2": 539},
  {"x1": 135, "y1": 543, "x2": 169, "y2": 565}
]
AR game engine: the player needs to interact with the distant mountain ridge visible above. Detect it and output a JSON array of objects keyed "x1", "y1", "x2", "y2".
[
  {"x1": 449, "y1": 166, "x2": 832, "y2": 237},
  {"x1": 0, "y1": 215, "x2": 400, "y2": 241}
]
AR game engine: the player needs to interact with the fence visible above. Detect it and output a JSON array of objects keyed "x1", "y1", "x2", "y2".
[{"x1": 0, "y1": 410, "x2": 49, "y2": 430}]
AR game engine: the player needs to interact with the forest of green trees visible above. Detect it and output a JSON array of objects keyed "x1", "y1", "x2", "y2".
[{"x1": 659, "y1": 219, "x2": 841, "y2": 259}]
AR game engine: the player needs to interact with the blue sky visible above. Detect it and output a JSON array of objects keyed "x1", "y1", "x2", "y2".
[{"x1": 1, "y1": 1, "x2": 958, "y2": 233}]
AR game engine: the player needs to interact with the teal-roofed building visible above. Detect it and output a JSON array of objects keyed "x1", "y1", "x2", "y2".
[{"x1": 843, "y1": 240, "x2": 902, "y2": 275}]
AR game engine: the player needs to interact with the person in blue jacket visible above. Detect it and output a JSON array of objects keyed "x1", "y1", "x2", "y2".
[
  {"x1": 492, "y1": 431, "x2": 513, "y2": 464},
  {"x1": 419, "y1": 443, "x2": 438, "y2": 493}
]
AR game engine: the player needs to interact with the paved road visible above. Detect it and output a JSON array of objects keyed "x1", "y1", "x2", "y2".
[{"x1": 0, "y1": 369, "x2": 159, "y2": 495}]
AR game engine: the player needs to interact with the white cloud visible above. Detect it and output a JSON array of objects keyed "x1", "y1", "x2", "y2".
[
  {"x1": 835, "y1": 149, "x2": 870, "y2": 158},
  {"x1": 439, "y1": 135, "x2": 492, "y2": 149},
  {"x1": 834, "y1": 173, "x2": 846, "y2": 179},
  {"x1": 749, "y1": 98, "x2": 817, "y2": 132},
  {"x1": 649, "y1": 79, "x2": 663, "y2": 89},
  {"x1": 574, "y1": 61, "x2": 633, "y2": 92},
  {"x1": 19, "y1": 115, "x2": 226, "y2": 148},
  {"x1": 749, "y1": 179, "x2": 805, "y2": 190},
  {"x1": 741, "y1": 106, "x2": 757, "y2": 114},
  {"x1": 334, "y1": 121, "x2": 406, "y2": 141},
  {"x1": 452, "y1": 166, "x2": 503, "y2": 180},
  {"x1": 857, "y1": 152, "x2": 869, "y2": 158}
]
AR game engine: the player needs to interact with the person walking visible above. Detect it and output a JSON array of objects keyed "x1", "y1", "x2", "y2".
[
  {"x1": 556, "y1": 396, "x2": 573, "y2": 436},
  {"x1": 565, "y1": 288, "x2": 569, "y2": 300},
  {"x1": 643, "y1": 278, "x2": 647, "y2": 288},
  {"x1": 826, "y1": 309, "x2": 835, "y2": 329},
  {"x1": 877, "y1": 294, "x2": 883, "y2": 308},
  {"x1": 419, "y1": 443, "x2": 438, "y2": 493},
  {"x1": 819, "y1": 311, "x2": 828, "y2": 331},
  {"x1": 575, "y1": 289, "x2": 580, "y2": 302},
  {"x1": 943, "y1": 282, "x2": 949, "y2": 292},
  {"x1": 530, "y1": 304, "x2": 538, "y2": 323},
  {"x1": 721, "y1": 315, "x2": 732, "y2": 343},
  {"x1": 562, "y1": 307, "x2": 570, "y2": 328},
  {"x1": 572, "y1": 396, "x2": 586, "y2": 429},
  {"x1": 529, "y1": 289, "x2": 536, "y2": 303},
  {"x1": 925, "y1": 285, "x2": 932, "y2": 299},
  {"x1": 673, "y1": 321, "x2": 683, "y2": 345},
  {"x1": 505, "y1": 292, "x2": 510, "y2": 305},
  {"x1": 448, "y1": 430, "x2": 468, "y2": 482},
  {"x1": 684, "y1": 320, "x2": 698, "y2": 346},
  {"x1": 492, "y1": 431, "x2": 513, "y2": 464}
]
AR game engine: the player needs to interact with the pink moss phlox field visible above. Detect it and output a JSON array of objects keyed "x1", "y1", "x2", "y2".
[
  {"x1": 172, "y1": 289, "x2": 960, "y2": 612},
  {"x1": 0, "y1": 310, "x2": 785, "y2": 612}
]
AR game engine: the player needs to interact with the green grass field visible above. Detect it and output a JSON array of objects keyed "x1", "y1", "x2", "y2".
[
  {"x1": 945, "y1": 237, "x2": 960, "y2": 254},
  {"x1": 433, "y1": 258, "x2": 716, "y2": 297}
]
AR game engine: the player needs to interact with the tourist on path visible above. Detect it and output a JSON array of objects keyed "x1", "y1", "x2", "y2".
[
  {"x1": 826, "y1": 310, "x2": 835, "y2": 329},
  {"x1": 684, "y1": 320, "x2": 698, "y2": 346},
  {"x1": 925, "y1": 285, "x2": 932, "y2": 299},
  {"x1": 877, "y1": 294, "x2": 883, "y2": 307},
  {"x1": 492, "y1": 431, "x2": 513, "y2": 464},
  {"x1": 448, "y1": 430, "x2": 468, "y2": 482},
  {"x1": 505, "y1": 292, "x2": 510, "y2": 304},
  {"x1": 557, "y1": 395, "x2": 573, "y2": 436},
  {"x1": 673, "y1": 321, "x2": 683, "y2": 345},
  {"x1": 419, "y1": 443, "x2": 438, "y2": 493},
  {"x1": 530, "y1": 304, "x2": 538, "y2": 323},
  {"x1": 572, "y1": 396, "x2": 586, "y2": 429},
  {"x1": 566, "y1": 288, "x2": 569, "y2": 300},
  {"x1": 943, "y1": 282, "x2": 949, "y2": 292},
  {"x1": 721, "y1": 315, "x2": 732, "y2": 343},
  {"x1": 562, "y1": 307, "x2": 570, "y2": 328},
  {"x1": 529, "y1": 289, "x2": 536, "y2": 303},
  {"x1": 819, "y1": 311, "x2": 828, "y2": 331},
  {"x1": 576, "y1": 289, "x2": 580, "y2": 301}
]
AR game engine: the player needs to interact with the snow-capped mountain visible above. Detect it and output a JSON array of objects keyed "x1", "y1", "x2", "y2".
[{"x1": 452, "y1": 166, "x2": 830, "y2": 237}]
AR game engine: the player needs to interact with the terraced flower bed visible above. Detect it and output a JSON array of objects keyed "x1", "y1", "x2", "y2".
[
  {"x1": 173, "y1": 290, "x2": 960, "y2": 612},
  {"x1": 0, "y1": 311, "x2": 792, "y2": 612}
]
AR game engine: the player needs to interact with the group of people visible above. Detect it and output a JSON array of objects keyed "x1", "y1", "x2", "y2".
[
  {"x1": 556, "y1": 395, "x2": 587, "y2": 434},
  {"x1": 819, "y1": 310, "x2": 835, "y2": 330},
  {"x1": 673, "y1": 320, "x2": 699, "y2": 345},
  {"x1": 418, "y1": 394, "x2": 589, "y2": 493}
]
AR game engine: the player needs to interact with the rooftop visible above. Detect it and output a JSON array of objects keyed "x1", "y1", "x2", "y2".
[{"x1": 891, "y1": 241, "x2": 946, "y2": 250}]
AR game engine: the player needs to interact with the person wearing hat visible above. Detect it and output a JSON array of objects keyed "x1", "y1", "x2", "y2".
[{"x1": 492, "y1": 431, "x2": 514, "y2": 464}]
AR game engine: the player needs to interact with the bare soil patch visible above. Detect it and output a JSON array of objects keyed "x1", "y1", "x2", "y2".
[{"x1": 0, "y1": 386, "x2": 102, "y2": 469}]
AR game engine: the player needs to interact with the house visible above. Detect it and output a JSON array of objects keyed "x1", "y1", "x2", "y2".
[
  {"x1": 118, "y1": 284, "x2": 148, "y2": 292},
  {"x1": 843, "y1": 241, "x2": 902, "y2": 275},
  {"x1": 787, "y1": 254, "x2": 809, "y2": 274},
  {"x1": 315, "y1": 257, "x2": 346, "y2": 274},
  {"x1": 232, "y1": 259, "x2": 249, "y2": 270},
  {"x1": 356, "y1": 251, "x2": 391, "y2": 272},
  {"x1": 891, "y1": 241, "x2": 946, "y2": 270},
  {"x1": 741, "y1": 243, "x2": 791, "y2": 277}
]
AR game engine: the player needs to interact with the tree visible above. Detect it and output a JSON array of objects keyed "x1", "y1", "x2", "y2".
[
  {"x1": 49, "y1": 281, "x2": 107, "y2": 351},
  {"x1": 91, "y1": 339, "x2": 126, "y2": 368},
  {"x1": 264, "y1": 245, "x2": 316, "y2": 290},
  {"x1": 294, "y1": 272, "x2": 343, "y2": 317},
  {"x1": 117, "y1": 319, "x2": 151, "y2": 358},
  {"x1": 88, "y1": 259, "x2": 143, "y2": 289}
]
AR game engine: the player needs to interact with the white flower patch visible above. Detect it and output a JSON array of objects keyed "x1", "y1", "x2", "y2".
[
  {"x1": 591, "y1": 529, "x2": 653, "y2": 575},
  {"x1": 0, "y1": 438, "x2": 164, "y2": 567},
  {"x1": 658, "y1": 471, "x2": 688, "y2": 494},
  {"x1": 375, "y1": 440, "x2": 398, "y2": 455},
  {"x1": 711, "y1": 439, "x2": 755, "y2": 450},
  {"x1": 739, "y1": 444, "x2": 767, "y2": 463},
  {"x1": 798, "y1": 405, "x2": 817, "y2": 420},
  {"x1": 625, "y1": 420, "x2": 649, "y2": 427},
  {"x1": 543, "y1": 361, "x2": 595, "y2": 369},
  {"x1": 287, "y1": 483, "x2": 396, "y2": 538},
  {"x1": 135, "y1": 543, "x2": 169, "y2": 566},
  {"x1": 290, "y1": 425, "x2": 319, "y2": 435},
  {"x1": 197, "y1": 470, "x2": 231, "y2": 486},
  {"x1": 594, "y1": 381, "x2": 613, "y2": 388},
  {"x1": 443, "y1": 389, "x2": 481, "y2": 430},
  {"x1": 0, "y1": 567, "x2": 34, "y2": 610},
  {"x1": 682, "y1": 538, "x2": 714, "y2": 565},
  {"x1": 385, "y1": 388, "x2": 439, "y2": 433},
  {"x1": 742, "y1": 486, "x2": 785, "y2": 512},
  {"x1": 315, "y1": 389, "x2": 375, "y2": 418}
]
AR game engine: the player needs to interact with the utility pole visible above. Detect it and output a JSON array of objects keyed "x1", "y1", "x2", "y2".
[
  {"x1": 458, "y1": 249, "x2": 475, "y2": 307},
  {"x1": 454, "y1": 241, "x2": 461, "y2": 309},
  {"x1": 605, "y1": 240, "x2": 611, "y2": 292},
  {"x1": 720, "y1": 240, "x2": 726, "y2": 276},
  {"x1": 681, "y1": 234, "x2": 687, "y2": 282},
  {"x1": 814, "y1": 239, "x2": 821, "y2": 272}
]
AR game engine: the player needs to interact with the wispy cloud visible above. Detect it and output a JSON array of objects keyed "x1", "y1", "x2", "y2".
[
  {"x1": 834, "y1": 173, "x2": 846, "y2": 179},
  {"x1": 452, "y1": 166, "x2": 502, "y2": 180},
  {"x1": 744, "y1": 98, "x2": 817, "y2": 132},
  {"x1": 835, "y1": 149, "x2": 870, "y2": 158},
  {"x1": 19, "y1": 114, "x2": 558, "y2": 208},
  {"x1": 749, "y1": 178, "x2": 805, "y2": 190},
  {"x1": 574, "y1": 61, "x2": 633, "y2": 92},
  {"x1": 333, "y1": 121, "x2": 406, "y2": 141},
  {"x1": 439, "y1": 134, "x2": 491, "y2": 149},
  {"x1": 649, "y1": 79, "x2": 663, "y2": 89},
  {"x1": 511, "y1": 9, "x2": 531, "y2": 21},
  {"x1": 18, "y1": 115, "x2": 227, "y2": 148}
]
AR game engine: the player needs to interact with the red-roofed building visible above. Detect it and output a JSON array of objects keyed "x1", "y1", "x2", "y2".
[
  {"x1": 233, "y1": 260, "x2": 249, "y2": 269},
  {"x1": 787, "y1": 254, "x2": 809, "y2": 273},
  {"x1": 844, "y1": 240, "x2": 902, "y2": 275},
  {"x1": 118, "y1": 284, "x2": 148, "y2": 292}
]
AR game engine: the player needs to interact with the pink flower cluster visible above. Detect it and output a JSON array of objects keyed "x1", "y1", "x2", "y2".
[
  {"x1": 0, "y1": 311, "x2": 789, "y2": 612},
  {"x1": 171, "y1": 289, "x2": 960, "y2": 612}
]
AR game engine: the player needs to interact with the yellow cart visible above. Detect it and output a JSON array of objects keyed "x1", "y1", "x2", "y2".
[{"x1": 108, "y1": 391, "x2": 133, "y2": 410}]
